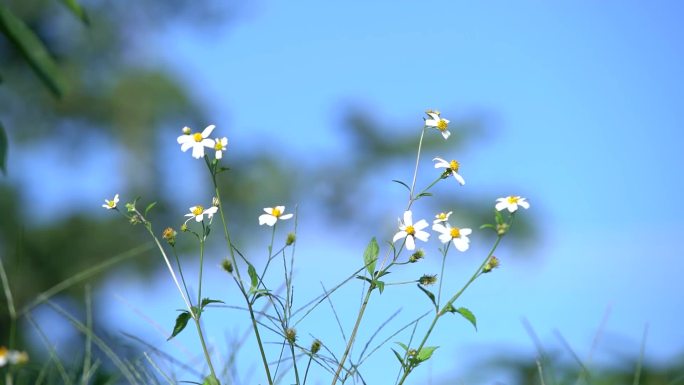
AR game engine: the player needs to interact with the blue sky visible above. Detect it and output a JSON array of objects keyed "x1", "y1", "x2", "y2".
[{"x1": 16, "y1": 1, "x2": 684, "y2": 384}]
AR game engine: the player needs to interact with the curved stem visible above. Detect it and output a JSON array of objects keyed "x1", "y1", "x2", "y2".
[{"x1": 407, "y1": 128, "x2": 427, "y2": 211}]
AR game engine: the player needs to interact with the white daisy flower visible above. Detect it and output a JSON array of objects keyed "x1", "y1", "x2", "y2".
[
  {"x1": 102, "y1": 194, "x2": 119, "y2": 210},
  {"x1": 177, "y1": 125, "x2": 217, "y2": 159},
  {"x1": 184, "y1": 204, "x2": 219, "y2": 223},
  {"x1": 392, "y1": 210, "x2": 430, "y2": 251},
  {"x1": 433, "y1": 211, "x2": 453, "y2": 224},
  {"x1": 259, "y1": 206, "x2": 294, "y2": 226},
  {"x1": 495, "y1": 196, "x2": 530, "y2": 212},
  {"x1": 214, "y1": 137, "x2": 228, "y2": 159},
  {"x1": 425, "y1": 111, "x2": 450, "y2": 139},
  {"x1": 433, "y1": 157, "x2": 465, "y2": 185},
  {"x1": 432, "y1": 222, "x2": 472, "y2": 252}
]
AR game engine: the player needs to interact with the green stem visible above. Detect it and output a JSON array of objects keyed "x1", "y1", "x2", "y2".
[
  {"x1": 407, "y1": 128, "x2": 427, "y2": 211},
  {"x1": 436, "y1": 242, "x2": 450, "y2": 306},
  {"x1": 302, "y1": 355, "x2": 313, "y2": 385},
  {"x1": 331, "y1": 288, "x2": 373, "y2": 385},
  {"x1": 396, "y1": 234, "x2": 503, "y2": 385},
  {"x1": 198, "y1": 224, "x2": 206, "y2": 307},
  {"x1": 194, "y1": 318, "x2": 218, "y2": 381},
  {"x1": 290, "y1": 342, "x2": 301, "y2": 385},
  {"x1": 245, "y1": 289, "x2": 274, "y2": 385}
]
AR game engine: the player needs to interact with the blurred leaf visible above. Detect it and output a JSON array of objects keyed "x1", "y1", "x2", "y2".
[
  {"x1": 391, "y1": 349, "x2": 405, "y2": 368},
  {"x1": 417, "y1": 346, "x2": 439, "y2": 362},
  {"x1": 247, "y1": 262, "x2": 258, "y2": 293},
  {"x1": 363, "y1": 237, "x2": 379, "y2": 277},
  {"x1": 202, "y1": 374, "x2": 220, "y2": 385},
  {"x1": 0, "y1": 120, "x2": 7, "y2": 175},
  {"x1": 144, "y1": 201, "x2": 157, "y2": 216},
  {"x1": 167, "y1": 311, "x2": 191, "y2": 340},
  {"x1": 395, "y1": 342, "x2": 409, "y2": 352},
  {"x1": 417, "y1": 284, "x2": 437, "y2": 309},
  {"x1": 392, "y1": 179, "x2": 410, "y2": 192},
  {"x1": 375, "y1": 280, "x2": 385, "y2": 294},
  {"x1": 454, "y1": 307, "x2": 477, "y2": 331},
  {"x1": 0, "y1": 4, "x2": 68, "y2": 97},
  {"x1": 60, "y1": 0, "x2": 90, "y2": 25},
  {"x1": 200, "y1": 298, "x2": 224, "y2": 310}
]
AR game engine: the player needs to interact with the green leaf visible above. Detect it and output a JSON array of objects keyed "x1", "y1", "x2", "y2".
[
  {"x1": 494, "y1": 210, "x2": 504, "y2": 225},
  {"x1": 0, "y1": 4, "x2": 68, "y2": 97},
  {"x1": 391, "y1": 348, "x2": 405, "y2": 368},
  {"x1": 392, "y1": 179, "x2": 411, "y2": 191},
  {"x1": 200, "y1": 298, "x2": 224, "y2": 310},
  {"x1": 395, "y1": 342, "x2": 409, "y2": 352},
  {"x1": 417, "y1": 284, "x2": 437, "y2": 309},
  {"x1": 167, "y1": 311, "x2": 191, "y2": 340},
  {"x1": 455, "y1": 307, "x2": 477, "y2": 331},
  {"x1": 363, "y1": 237, "x2": 379, "y2": 277},
  {"x1": 416, "y1": 192, "x2": 433, "y2": 198},
  {"x1": 479, "y1": 223, "x2": 495, "y2": 230},
  {"x1": 60, "y1": 0, "x2": 89, "y2": 25},
  {"x1": 0, "y1": 120, "x2": 7, "y2": 175},
  {"x1": 375, "y1": 280, "x2": 385, "y2": 294},
  {"x1": 202, "y1": 374, "x2": 221, "y2": 385},
  {"x1": 355, "y1": 275, "x2": 373, "y2": 284},
  {"x1": 247, "y1": 263, "x2": 259, "y2": 293},
  {"x1": 417, "y1": 346, "x2": 439, "y2": 362},
  {"x1": 144, "y1": 201, "x2": 157, "y2": 216}
]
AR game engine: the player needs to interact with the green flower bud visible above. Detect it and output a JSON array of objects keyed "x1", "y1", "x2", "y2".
[
  {"x1": 286, "y1": 232, "x2": 296, "y2": 246},
  {"x1": 310, "y1": 339, "x2": 321, "y2": 354},
  {"x1": 221, "y1": 258, "x2": 233, "y2": 273},
  {"x1": 285, "y1": 327, "x2": 297, "y2": 344}
]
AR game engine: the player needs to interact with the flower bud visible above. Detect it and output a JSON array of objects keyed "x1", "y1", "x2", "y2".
[
  {"x1": 182, "y1": 126, "x2": 192, "y2": 135},
  {"x1": 418, "y1": 274, "x2": 437, "y2": 286},
  {"x1": 212, "y1": 196, "x2": 220, "y2": 207},
  {"x1": 409, "y1": 249, "x2": 425, "y2": 263},
  {"x1": 129, "y1": 215, "x2": 142, "y2": 225},
  {"x1": 285, "y1": 327, "x2": 297, "y2": 344},
  {"x1": 286, "y1": 232, "x2": 296, "y2": 246},
  {"x1": 496, "y1": 223, "x2": 509, "y2": 236},
  {"x1": 483, "y1": 256, "x2": 500, "y2": 273},
  {"x1": 221, "y1": 258, "x2": 233, "y2": 273},
  {"x1": 162, "y1": 227, "x2": 177, "y2": 246},
  {"x1": 180, "y1": 223, "x2": 188, "y2": 232},
  {"x1": 310, "y1": 339, "x2": 321, "y2": 354}
]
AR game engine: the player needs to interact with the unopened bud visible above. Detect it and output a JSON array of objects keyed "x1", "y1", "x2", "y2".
[
  {"x1": 496, "y1": 223, "x2": 509, "y2": 236},
  {"x1": 409, "y1": 249, "x2": 425, "y2": 263},
  {"x1": 285, "y1": 327, "x2": 297, "y2": 344},
  {"x1": 483, "y1": 256, "x2": 500, "y2": 273},
  {"x1": 129, "y1": 215, "x2": 142, "y2": 225},
  {"x1": 418, "y1": 274, "x2": 437, "y2": 286},
  {"x1": 180, "y1": 223, "x2": 188, "y2": 232},
  {"x1": 182, "y1": 126, "x2": 192, "y2": 135},
  {"x1": 221, "y1": 258, "x2": 233, "y2": 273},
  {"x1": 310, "y1": 339, "x2": 321, "y2": 354},
  {"x1": 212, "y1": 196, "x2": 220, "y2": 207},
  {"x1": 286, "y1": 232, "x2": 296, "y2": 246}
]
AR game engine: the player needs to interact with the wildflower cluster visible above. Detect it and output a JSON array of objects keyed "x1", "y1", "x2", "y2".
[
  {"x1": 0, "y1": 346, "x2": 28, "y2": 367},
  {"x1": 97, "y1": 111, "x2": 530, "y2": 385}
]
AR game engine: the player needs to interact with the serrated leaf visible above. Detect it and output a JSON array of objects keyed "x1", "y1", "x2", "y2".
[
  {"x1": 417, "y1": 346, "x2": 439, "y2": 362},
  {"x1": 144, "y1": 201, "x2": 157, "y2": 216},
  {"x1": 202, "y1": 374, "x2": 220, "y2": 385},
  {"x1": 363, "y1": 237, "x2": 379, "y2": 277},
  {"x1": 0, "y1": 5, "x2": 68, "y2": 97},
  {"x1": 200, "y1": 298, "x2": 224, "y2": 310},
  {"x1": 395, "y1": 342, "x2": 409, "y2": 352},
  {"x1": 0, "y1": 120, "x2": 7, "y2": 175},
  {"x1": 60, "y1": 0, "x2": 89, "y2": 25},
  {"x1": 455, "y1": 307, "x2": 477, "y2": 331},
  {"x1": 167, "y1": 311, "x2": 191, "y2": 340},
  {"x1": 375, "y1": 280, "x2": 385, "y2": 294},
  {"x1": 247, "y1": 263, "x2": 258, "y2": 293},
  {"x1": 417, "y1": 284, "x2": 437, "y2": 309},
  {"x1": 391, "y1": 349, "x2": 405, "y2": 368},
  {"x1": 392, "y1": 179, "x2": 411, "y2": 191}
]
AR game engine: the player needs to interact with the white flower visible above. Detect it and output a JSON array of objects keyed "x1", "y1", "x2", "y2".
[
  {"x1": 184, "y1": 204, "x2": 219, "y2": 223},
  {"x1": 495, "y1": 196, "x2": 530, "y2": 212},
  {"x1": 392, "y1": 211, "x2": 430, "y2": 251},
  {"x1": 425, "y1": 111, "x2": 450, "y2": 139},
  {"x1": 214, "y1": 137, "x2": 228, "y2": 159},
  {"x1": 102, "y1": 194, "x2": 119, "y2": 210},
  {"x1": 7, "y1": 350, "x2": 28, "y2": 365},
  {"x1": 259, "y1": 206, "x2": 294, "y2": 226},
  {"x1": 177, "y1": 125, "x2": 216, "y2": 159},
  {"x1": 433, "y1": 211, "x2": 452, "y2": 224},
  {"x1": 0, "y1": 347, "x2": 7, "y2": 367},
  {"x1": 433, "y1": 157, "x2": 465, "y2": 185},
  {"x1": 432, "y1": 222, "x2": 472, "y2": 252}
]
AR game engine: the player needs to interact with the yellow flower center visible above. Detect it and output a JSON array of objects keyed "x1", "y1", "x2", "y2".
[
  {"x1": 272, "y1": 208, "x2": 282, "y2": 217},
  {"x1": 193, "y1": 133, "x2": 203, "y2": 142},
  {"x1": 215, "y1": 141, "x2": 224, "y2": 150},
  {"x1": 437, "y1": 119, "x2": 448, "y2": 131},
  {"x1": 405, "y1": 225, "x2": 416, "y2": 236},
  {"x1": 450, "y1": 227, "x2": 461, "y2": 238},
  {"x1": 438, "y1": 213, "x2": 447, "y2": 220},
  {"x1": 106, "y1": 200, "x2": 116, "y2": 208},
  {"x1": 507, "y1": 196, "x2": 519, "y2": 204},
  {"x1": 192, "y1": 205, "x2": 204, "y2": 216},
  {"x1": 449, "y1": 160, "x2": 460, "y2": 171}
]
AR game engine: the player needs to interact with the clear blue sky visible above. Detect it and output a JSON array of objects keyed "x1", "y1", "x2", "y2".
[{"x1": 18, "y1": 1, "x2": 684, "y2": 384}]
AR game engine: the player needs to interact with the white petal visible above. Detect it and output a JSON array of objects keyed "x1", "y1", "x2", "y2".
[
  {"x1": 495, "y1": 201, "x2": 507, "y2": 211},
  {"x1": 191, "y1": 144, "x2": 204, "y2": 159},
  {"x1": 519, "y1": 200, "x2": 530, "y2": 209},
  {"x1": 180, "y1": 141, "x2": 193, "y2": 152},
  {"x1": 405, "y1": 236, "x2": 416, "y2": 250},
  {"x1": 402, "y1": 211, "x2": 413, "y2": 226},
  {"x1": 177, "y1": 135, "x2": 191, "y2": 144},
  {"x1": 393, "y1": 231, "x2": 407, "y2": 243},
  {"x1": 415, "y1": 230, "x2": 430, "y2": 242},
  {"x1": 441, "y1": 130, "x2": 451, "y2": 140},
  {"x1": 426, "y1": 112, "x2": 440, "y2": 121},
  {"x1": 438, "y1": 233, "x2": 452, "y2": 243},
  {"x1": 453, "y1": 238, "x2": 469, "y2": 252},
  {"x1": 460, "y1": 228, "x2": 472, "y2": 236},
  {"x1": 215, "y1": 150, "x2": 223, "y2": 159},
  {"x1": 432, "y1": 157, "x2": 448, "y2": 168},
  {"x1": 201, "y1": 138, "x2": 216, "y2": 148},
  {"x1": 275, "y1": 206, "x2": 286, "y2": 212},
  {"x1": 454, "y1": 172, "x2": 465, "y2": 185},
  {"x1": 508, "y1": 205, "x2": 518, "y2": 212},
  {"x1": 205, "y1": 207, "x2": 219, "y2": 215},
  {"x1": 259, "y1": 214, "x2": 277, "y2": 226},
  {"x1": 263, "y1": 207, "x2": 273, "y2": 214},
  {"x1": 195, "y1": 215, "x2": 203, "y2": 222},
  {"x1": 280, "y1": 213, "x2": 294, "y2": 220},
  {"x1": 425, "y1": 118, "x2": 438, "y2": 127},
  {"x1": 413, "y1": 219, "x2": 429, "y2": 231},
  {"x1": 201, "y1": 125, "x2": 216, "y2": 138},
  {"x1": 432, "y1": 223, "x2": 447, "y2": 233}
]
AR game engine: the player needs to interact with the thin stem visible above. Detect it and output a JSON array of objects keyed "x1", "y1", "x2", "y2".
[
  {"x1": 245, "y1": 289, "x2": 274, "y2": 385},
  {"x1": 303, "y1": 355, "x2": 314, "y2": 385},
  {"x1": 407, "y1": 128, "x2": 427, "y2": 211},
  {"x1": 331, "y1": 288, "x2": 373, "y2": 385},
  {"x1": 289, "y1": 343, "x2": 301, "y2": 385},
  {"x1": 197, "y1": 224, "x2": 206, "y2": 307},
  {"x1": 171, "y1": 247, "x2": 193, "y2": 308},
  {"x1": 436, "y1": 243, "x2": 450, "y2": 306},
  {"x1": 194, "y1": 318, "x2": 218, "y2": 380},
  {"x1": 396, "y1": 234, "x2": 504, "y2": 385}
]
